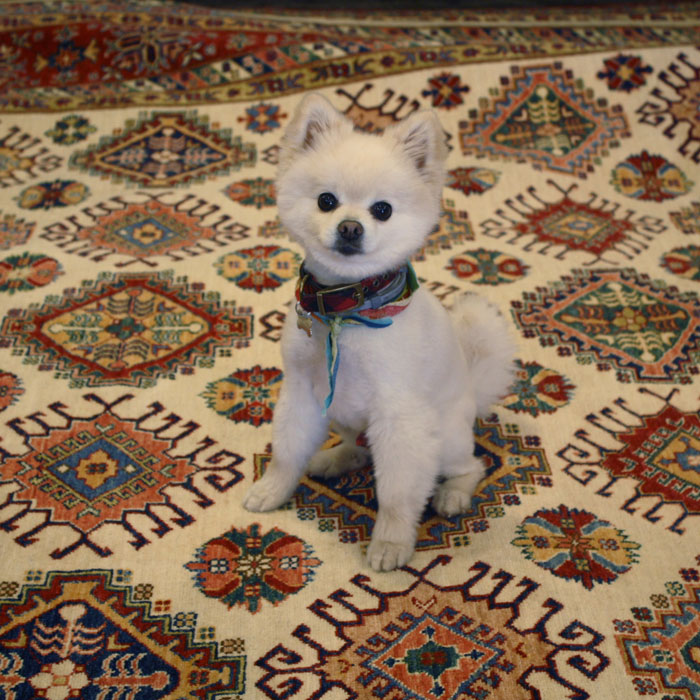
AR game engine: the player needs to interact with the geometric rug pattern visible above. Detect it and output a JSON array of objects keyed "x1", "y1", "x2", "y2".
[
  {"x1": 459, "y1": 62, "x2": 631, "y2": 179},
  {"x1": 1, "y1": 2, "x2": 699, "y2": 698},
  {"x1": 511, "y1": 268, "x2": 700, "y2": 384}
]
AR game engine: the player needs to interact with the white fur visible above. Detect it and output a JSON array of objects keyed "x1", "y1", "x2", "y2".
[{"x1": 244, "y1": 93, "x2": 516, "y2": 571}]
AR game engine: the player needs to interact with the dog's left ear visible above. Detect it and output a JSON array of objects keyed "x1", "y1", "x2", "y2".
[{"x1": 390, "y1": 110, "x2": 448, "y2": 183}]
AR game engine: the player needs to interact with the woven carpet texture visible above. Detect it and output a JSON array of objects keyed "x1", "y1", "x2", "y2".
[{"x1": 0, "y1": 2, "x2": 699, "y2": 698}]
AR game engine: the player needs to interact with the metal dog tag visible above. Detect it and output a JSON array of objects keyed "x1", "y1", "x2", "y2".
[{"x1": 295, "y1": 303, "x2": 313, "y2": 337}]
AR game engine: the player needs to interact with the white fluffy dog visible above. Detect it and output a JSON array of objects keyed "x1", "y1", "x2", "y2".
[{"x1": 244, "y1": 93, "x2": 516, "y2": 571}]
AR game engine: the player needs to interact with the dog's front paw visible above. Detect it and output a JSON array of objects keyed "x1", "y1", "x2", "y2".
[
  {"x1": 243, "y1": 475, "x2": 292, "y2": 512},
  {"x1": 366, "y1": 538, "x2": 415, "y2": 572},
  {"x1": 307, "y1": 444, "x2": 370, "y2": 479}
]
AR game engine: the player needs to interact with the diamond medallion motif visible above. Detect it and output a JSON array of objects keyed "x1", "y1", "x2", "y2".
[
  {"x1": 70, "y1": 112, "x2": 256, "y2": 186},
  {"x1": 460, "y1": 63, "x2": 630, "y2": 178},
  {"x1": 1, "y1": 271, "x2": 253, "y2": 387},
  {"x1": 513, "y1": 269, "x2": 700, "y2": 383}
]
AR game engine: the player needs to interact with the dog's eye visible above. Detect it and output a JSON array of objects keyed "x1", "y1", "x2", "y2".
[
  {"x1": 317, "y1": 192, "x2": 338, "y2": 212},
  {"x1": 370, "y1": 201, "x2": 392, "y2": 221}
]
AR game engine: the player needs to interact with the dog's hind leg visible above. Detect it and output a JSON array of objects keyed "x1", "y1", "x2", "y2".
[
  {"x1": 307, "y1": 424, "x2": 370, "y2": 479},
  {"x1": 432, "y1": 458, "x2": 486, "y2": 516},
  {"x1": 431, "y1": 412, "x2": 485, "y2": 517}
]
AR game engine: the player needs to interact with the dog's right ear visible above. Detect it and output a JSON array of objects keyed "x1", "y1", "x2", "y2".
[{"x1": 279, "y1": 94, "x2": 350, "y2": 171}]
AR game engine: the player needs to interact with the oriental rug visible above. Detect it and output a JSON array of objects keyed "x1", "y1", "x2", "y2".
[{"x1": 0, "y1": 2, "x2": 699, "y2": 698}]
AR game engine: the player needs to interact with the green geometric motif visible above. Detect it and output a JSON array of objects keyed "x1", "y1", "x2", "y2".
[
  {"x1": 554, "y1": 281, "x2": 690, "y2": 364},
  {"x1": 513, "y1": 268, "x2": 700, "y2": 384},
  {"x1": 460, "y1": 64, "x2": 629, "y2": 179},
  {"x1": 493, "y1": 84, "x2": 597, "y2": 157},
  {"x1": 403, "y1": 640, "x2": 461, "y2": 680}
]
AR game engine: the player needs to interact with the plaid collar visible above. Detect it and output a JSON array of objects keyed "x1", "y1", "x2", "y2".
[{"x1": 295, "y1": 262, "x2": 418, "y2": 317}]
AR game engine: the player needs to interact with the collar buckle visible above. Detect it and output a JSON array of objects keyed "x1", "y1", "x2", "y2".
[{"x1": 316, "y1": 282, "x2": 365, "y2": 315}]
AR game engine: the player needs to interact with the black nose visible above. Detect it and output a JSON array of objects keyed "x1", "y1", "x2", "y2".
[{"x1": 337, "y1": 219, "x2": 364, "y2": 242}]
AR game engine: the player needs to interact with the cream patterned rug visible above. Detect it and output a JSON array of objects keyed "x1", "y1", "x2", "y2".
[{"x1": 0, "y1": 2, "x2": 699, "y2": 698}]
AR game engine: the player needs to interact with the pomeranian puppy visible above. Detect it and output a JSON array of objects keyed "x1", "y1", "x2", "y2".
[{"x1": 244, "y1": 93, "x2": 516, "y2": 571}]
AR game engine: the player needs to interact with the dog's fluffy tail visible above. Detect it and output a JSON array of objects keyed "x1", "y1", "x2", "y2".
[{"x1": 450, "y1": 294, "x2": 517, "y2": 417}]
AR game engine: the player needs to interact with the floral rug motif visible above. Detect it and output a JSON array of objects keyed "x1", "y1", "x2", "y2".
[{"x1": 0, "y1": 2, "x2": 699, "y2": 698}]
